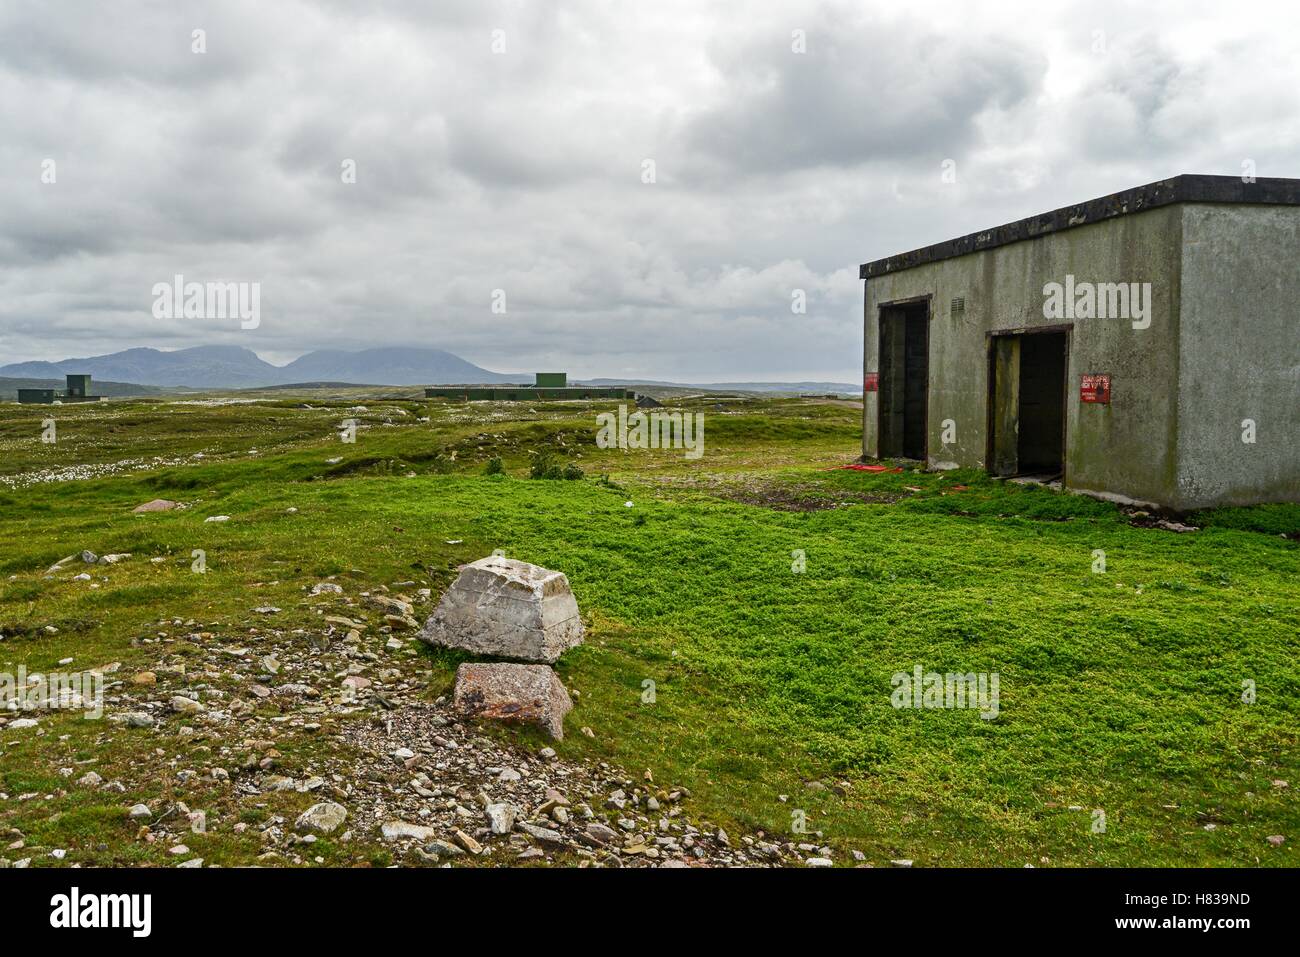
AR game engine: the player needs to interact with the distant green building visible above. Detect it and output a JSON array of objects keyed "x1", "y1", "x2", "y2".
[
  {"x1": 18, "y1": 374, "x2": 102, "y2": 404},
  {"x1": 425, "y1": 372, "x2": 632, "y2": 402}
]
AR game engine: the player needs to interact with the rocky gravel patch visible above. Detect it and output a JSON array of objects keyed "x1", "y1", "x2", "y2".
[
  {"x1": 340, "y1": 701, "x2": 785, "y2": 867},
  {"x1": 0, "y1": 572, "x2": 793, "y2": 868}
]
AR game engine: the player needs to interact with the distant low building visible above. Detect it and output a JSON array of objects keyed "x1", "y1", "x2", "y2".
[
  {"x1": 425, "y1": 372, "x2": 633, "y2": 401},
  {"x1": 18, "y1": 374, "x2": 103, "y2": 404}
]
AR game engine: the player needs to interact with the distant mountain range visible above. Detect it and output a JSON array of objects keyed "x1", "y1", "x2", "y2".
[
  {"x1": 0, "y1": 345, "x2": 860, "y2": 393},
  {"x1": 0, "y1": 346, "x2": 517, "y2": 389}
]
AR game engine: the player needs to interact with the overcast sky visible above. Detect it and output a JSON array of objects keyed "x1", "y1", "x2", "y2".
[{"x1": 2, "y1": 0, "x2": 1296, "y2": 381}]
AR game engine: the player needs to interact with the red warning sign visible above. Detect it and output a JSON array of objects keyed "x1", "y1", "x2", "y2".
[
  {"x1": 1081, "y1": 374, "x2": 1111, "y2": 404},
  {"x1": 863, "y1": 373, "x2": 879, "y2": 392}
]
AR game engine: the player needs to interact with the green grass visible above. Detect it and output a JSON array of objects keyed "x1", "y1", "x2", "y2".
[{"x1": 0, "y1": 392, "x2": 1296, "y2": 866}]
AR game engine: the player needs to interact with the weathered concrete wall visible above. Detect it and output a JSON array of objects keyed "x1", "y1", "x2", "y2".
[
  {"x1": 864, "y1": 205, "x2": 1185, "y2": 505},
  {"x1": 1175, "y1": 204, "x2": 1300, "y2": 508}
]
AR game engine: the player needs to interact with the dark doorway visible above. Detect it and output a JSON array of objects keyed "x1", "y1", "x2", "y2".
[
  {"x1": 878, "y1": 300, "x2": 930, "y2": 460},
  {"x1": 1017, "y1": 333, "x2": 1067, "y2": 474},
  {"x1": 988, "y1": 330, "x2": 1068, "y2": 478}
]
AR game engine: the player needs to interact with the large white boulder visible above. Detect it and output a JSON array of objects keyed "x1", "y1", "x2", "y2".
[{"x1": 418, "y1": 557, "x2": 584, "y2": 663}]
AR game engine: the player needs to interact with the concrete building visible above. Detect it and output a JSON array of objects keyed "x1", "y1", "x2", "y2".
[
  {"x1": 18, "y1": 374, "x2": 102, "y2": 404},
  {"x1": 860, "y1": 174, "x2": 1300, "y2": 510},
  {"x1": 425, "y1": 372, "x2": 633, "y2": 402}
]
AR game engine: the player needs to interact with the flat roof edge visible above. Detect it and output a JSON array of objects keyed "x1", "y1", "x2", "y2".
[{"x1": 859, "y1": 174, "x2": 1300, "y2": 280}]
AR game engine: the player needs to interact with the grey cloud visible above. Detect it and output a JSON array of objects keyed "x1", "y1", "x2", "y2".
[
  {"x1": 0, "y1": 0, "x2": 274, "y2": 87},
  {"x1": 684, "y1": 11, "x2": 1045, "y2": 177},
  {"x1": 0, "y1": 0, "x2": 1296, "y2": 382}
]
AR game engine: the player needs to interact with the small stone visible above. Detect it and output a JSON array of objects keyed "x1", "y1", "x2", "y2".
[
  {"x1": 453, "y1": 829, "x2": 483, "y2": 855},
  {"x1": 1267, "y1": 835, "x2": 1285, "y2": 847},
  {"x1": 381, "y1": 820, "x2": 439, "y2": 842},
  {"x1": 76, "y1": 772, "x2": 103, "y2": 787},
  {"x1": 364, "y1": 595, "x2": 414, "y2": 617},
  {"x1": 296, "y1": 802, "x2": 348, "y2": 835},
  {"x1": 584, "y1": 823, "x2": 619, "y2": 846},
  {"x1": 170, "y1": 696, "x2": 205, "y2": 714},
  {"x1": 133, "y1": 499, "x2": 179, "y2": 513},
  {"x1": 423, "y1": 839, "x2": 464, "y2": 860},
  {"x1": 806, "y1": 857, "x2": 834, "y2": 867},
  {"x1": 890, "y1": 859, "x2": 914, "y2": 868},
  {"x1": 519, "y1": 822, "x2": 566, "y2": 847},
  {"x1": 486, "y1": 803, "x2": 516, "y2": 835}
]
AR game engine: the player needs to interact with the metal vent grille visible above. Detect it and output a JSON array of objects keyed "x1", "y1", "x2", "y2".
[{"x1": 951, "y1": 296, "x2": 966, "y2": 316}]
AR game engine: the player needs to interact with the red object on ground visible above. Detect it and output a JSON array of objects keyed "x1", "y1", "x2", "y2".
[{"x1": 829, "y1": 464, "x2": 904, "y2": 473}]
